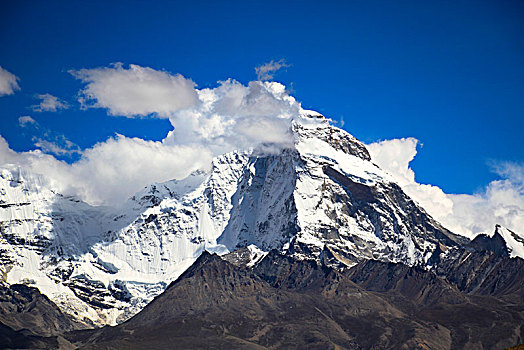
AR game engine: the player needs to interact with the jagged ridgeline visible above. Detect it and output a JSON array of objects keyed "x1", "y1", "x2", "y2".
[
  {"x1": 4, "y1": 251, "x2": 523, "y2": 349},
  {"x1": 0, "y1": 113, "x2": 523, "y2": 349}
]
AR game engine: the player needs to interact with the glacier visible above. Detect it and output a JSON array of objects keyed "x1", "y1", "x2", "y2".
[{"x1": 1, "y1": 113, "x2": 522, "y2": 326}]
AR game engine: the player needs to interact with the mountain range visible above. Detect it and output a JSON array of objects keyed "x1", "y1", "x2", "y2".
[{"x1": 0, "y1": 113, "x2": 522, "y2": 349}]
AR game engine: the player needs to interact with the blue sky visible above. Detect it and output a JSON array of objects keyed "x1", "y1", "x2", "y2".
[{"x1": 1, "y1": 0, "x2": 523, "y2": 196}]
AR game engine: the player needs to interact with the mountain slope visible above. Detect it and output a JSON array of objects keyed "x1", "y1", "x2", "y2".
[
  {"x1": 67, "y1": 252, "x2": 523, "y2": 350},
  {"x1": 1, "y1": 114, "x2": 522, "y2": 327},
  {"x1": 0, "y1": 282, "x2": 82, "y2": 337},
  {"x1": 0, "y1": 282, "x2": 80, "y2": 350}
]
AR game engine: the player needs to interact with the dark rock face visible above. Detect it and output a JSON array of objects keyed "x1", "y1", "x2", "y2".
[
  {"x1": 469, "y1": 230, "x2": 510, "y2": 257},
  {"x1": 434, "y1": 249, "x2": 524, "y2": 302},
  {"x1": 66, "y1": 252, "x2": 523, "y2": 350},
  {"x1": 0, "y1": 323, "x2": 61, "y2": 350},
  {"x1": 0, "y1": 283, "x2": 82, "y2": 337},
  {"x1": 346, "y1": 259, "x2": 467, "y2": 306},
  {"x1": 346, "y1": 259, "x2": 523, "y2": 347},
  {"x1": 317, "y1": 164, "x2": 469, "y2": 265},
  {"x1": 218, "y1": 149, "x2": 301, "y2": 252},
  {"x1": 293, "y1": 122, "x2": 372, "y2": 162},
  {"x1": 0, "y1": 282, "x2": 82, "y2": 349}
]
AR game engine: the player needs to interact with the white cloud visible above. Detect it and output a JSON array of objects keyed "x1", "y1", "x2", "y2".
[
  {"x1": 4, "y1": 61, "x2": 521, "y2": 239},
  {"x1": 18, "y1": 116, "x2": 36, "y2": 127},
  {"x1": 443, "y1": 162, "x2": 524, "y2": 237},
  {"x1": 17, "y1": 116, "x2": 81, "y2": 157},
  {"x1": 32, "y1": 94, "x2": 69, "y2": 112},
  {"x1": 255, "y1": 59, "x2": 289, "y2": 81},
  {"x1": 2, "y1": 61, "x2": 522, "y2": 240},
  {"x1": 64, "y1": 136, "x2": 213, "y2": 205},
  {"x1": 0, "y1": 135, "x2": 212, "y2": 206},
  {"x1": 164, "y1": 79, "x2": 301, "y2": 155},
  {"x1": 0, "y1": 66, "x2": 20, "y2": 96},
  {"x1": 70, "y1": 63, "x2": 199, "y2": 117},
  {"x1": 33, "y1": 137, "x2": 80, "y2": 157},
  {"x1": 1, "y1": 65, "x2": 314, "y2": 205},
  {"x1": 69, "y1": 63, "x2": 303, "y2": 155},
  {"x1": 367, "y1": 137, "x2": 418, "y2": 185},
  {"x1": 368, "y1": 138, "x2": 524, "y2": 237}
]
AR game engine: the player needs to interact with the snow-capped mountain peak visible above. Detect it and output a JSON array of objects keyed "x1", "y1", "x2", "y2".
[
  {"x1": 493, "y1": 224, "x2": 524, "y2": 258},
  {"x1": 0, "y1": 116, "x2": 517, "y2": 326}
]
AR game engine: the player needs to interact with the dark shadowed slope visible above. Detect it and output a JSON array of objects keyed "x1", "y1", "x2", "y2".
[
  {"x1": 0, "y1": 282, "x2": 81, "y2": 349},
  {"x1": 64, "y1": 251, "x2": 523, "y2": 350}
]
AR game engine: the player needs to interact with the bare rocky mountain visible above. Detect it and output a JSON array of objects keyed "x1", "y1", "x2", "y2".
[
  {"x1": 0, "y1": 282, "x2": 80, "y2": 349},
  {"x1": 62, "y1": 251, "x2": 523, "y2": 349},
  {"x1": 0, "y1": 232, "x2": 522, "y2": 349}
]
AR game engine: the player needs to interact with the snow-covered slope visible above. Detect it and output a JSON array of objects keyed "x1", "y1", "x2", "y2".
[
  {"x1": 497, "y1": 225, "x2": 524, "y2": 258},
  {"x1": 1, "y1": 114, "x2": 521, "y2": 326},
  {"x1": 0, "y1": 167, "x2": 121, "y2": 325},
  {"x1": 0, "y1": 152, "x2": 250, "y2": 325},
  {"x1": 467, "y1": 224, "x2": 524, "y2": 259},
  {"x1": 486, "y1": 225, "x2": 524, "y2": 258}
]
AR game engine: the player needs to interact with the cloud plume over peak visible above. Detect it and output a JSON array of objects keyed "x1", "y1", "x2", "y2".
[
  {"x1": 68, "y1": 63, "x2": 303, "y2": 156},
  {"x1": 165, "y1": 79, "x2": 302, "y2": 155},
  {"x1": 5, "y1": 61, "x2": 520, "y2": 240},
  {"x1": 1, "y1": 64, "x2": 316, "y2": 205}
]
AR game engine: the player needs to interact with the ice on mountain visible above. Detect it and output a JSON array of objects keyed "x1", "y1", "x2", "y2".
[{"x1": 1, "y1": 114, "x2": 520, "y2": 327}]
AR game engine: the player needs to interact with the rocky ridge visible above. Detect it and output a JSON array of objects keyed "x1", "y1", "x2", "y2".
[{"x1": 0, "y1": 114, "x2": 523, "y2": 328}]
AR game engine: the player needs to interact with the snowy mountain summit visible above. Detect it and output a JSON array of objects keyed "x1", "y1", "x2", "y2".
[{"x1": 0, "y1": 113, "x2": 522, "y2": 326}]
